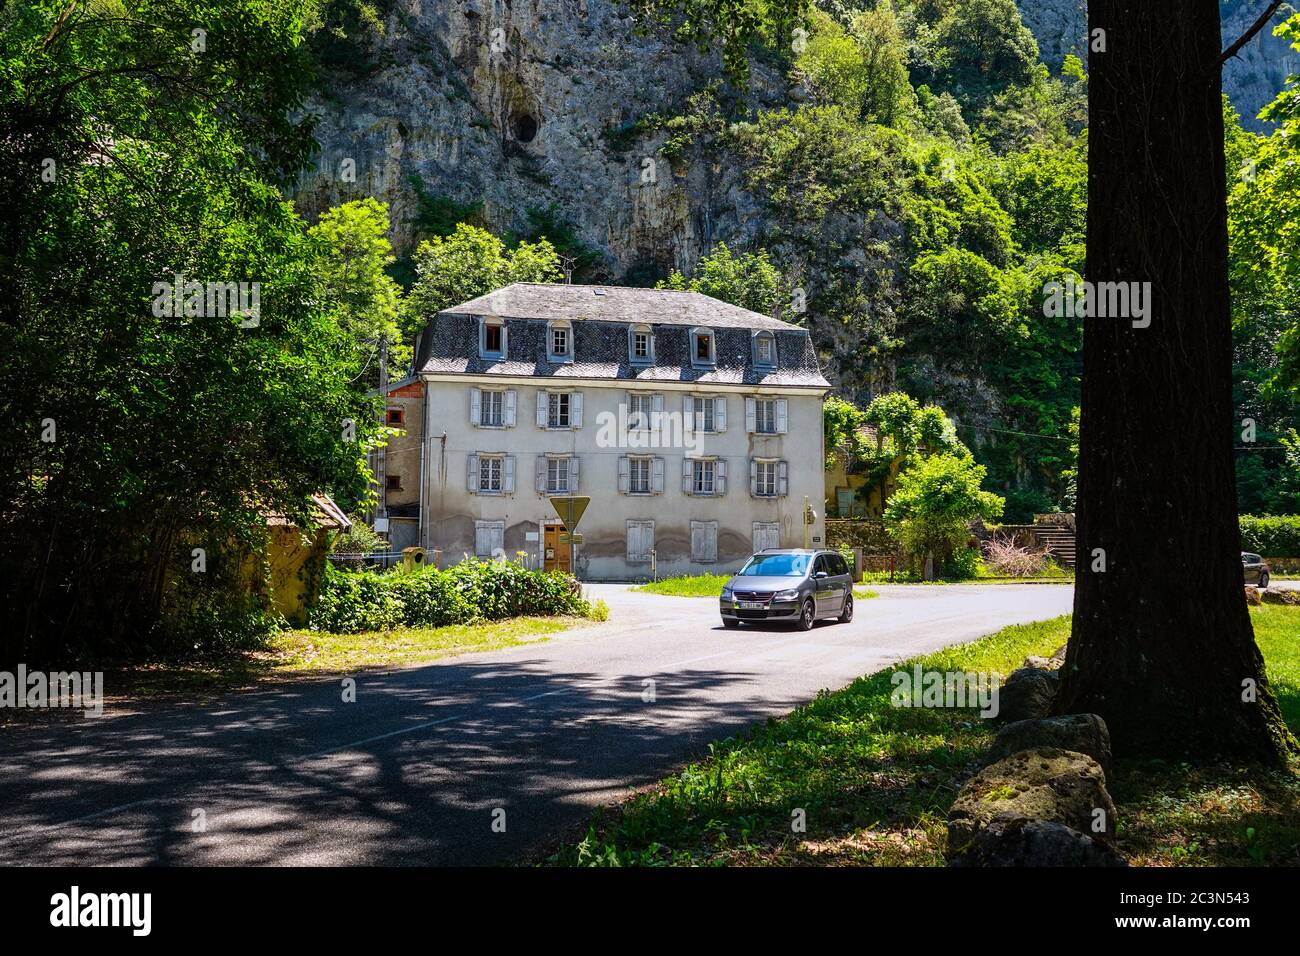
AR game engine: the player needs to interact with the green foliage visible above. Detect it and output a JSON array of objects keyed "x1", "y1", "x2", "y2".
[
  {"x1": 1239, "y1": 515, "x2": 1300, "y2": 558},
  {"x1": 660, "y1": 242, "x2": 792, "y2": 317},
  {"x1": 407, "y1": 223, "x2": 563, "y2": 322},
  {"x1": 795, "y1": 6, "x2": 914, "y2": 127},
  {"x1": 0, "y1": 0, "x2": 380, "y2": 663},
  {"x1": 310, "y1": 561, "x2": 593, "y2": 634},
  {"x1": 823, "y1": 395, "x2": 869, "y2": 468},
  {"x1": 330, "y1": 518, "x2": 388, "y2": 555},
  {"x1": 627, "y1": 0, "x2": 810, "y2": 82},
  {"x1": 884, "y1": 452, "x2": 1005, "y2": 576},
  {"x1": 941, "y1": 545, "x2": 983, "y2": 580},
  {"x1": 913, "y1": 0, "x2": 1039, "y2": 114}
]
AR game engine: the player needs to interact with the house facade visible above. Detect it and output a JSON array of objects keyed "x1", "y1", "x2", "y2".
[{"x1": 381, "y1": 283, "x2": 830, "y2": 580}]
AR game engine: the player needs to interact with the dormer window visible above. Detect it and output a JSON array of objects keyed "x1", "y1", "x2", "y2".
[
  {"x1": 548, "y1": 321, "x2": 573, "y2": 363},
  {"x1": 629, "y1": 324, "x2": 655, "y2": 365},
  {"x1": 480, "y1": 318, "x2": 507, "y2": 360},
  {"x1": 753, "y1": 331, "x2": 776, "y2": 369},
  {"x1": 690, "y1": 327, "x2": 716, "y2": 367}
]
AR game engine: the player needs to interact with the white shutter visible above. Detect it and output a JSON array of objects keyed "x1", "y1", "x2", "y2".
[
  {"x1": 683, "y1": 394, "x2": 695, "y2": 431},
  {"x1": 705, "y1": 521, "x2": 718, "y2": 563},
  {"x1": 682, "y1": 458, "x2": 694, "y2": 493},
  {"x1": 475, "y1": 521, "x2": 489, "y2": 557},
  {"x1": 467, "y1": 454, "x2": 479, "y2": 493},
  {"x1": 775, "y1": 399, "x2": 788, "y2": 434},
  {"x1": 651, "y1": 393, "x2": 664, "y2": 416},
  {"x1": 504, "y1": 390, "x2": 517, "y2": 427},
  {"x1": 778, "y1": 460, "x2": 789, "y2": 497},
  {"x1": 753, "y1": 521, "x2": 779, "y2": 552},
  {"x1": 714, "y1": 397, "x2": 726, "y2": 432},
  {"x1": 618, "y1": 456, "x2": 630, "y2": 493},
  {"x1": 745, "y1": 397, "x2": 757, "y2": 433},
  {"x1": 651, "y1": 457, "x2": 665, "y2": 493},
  {"x1": 535, "y1": 456, "x2": 547, "y2": 492},
  {"x1": 536, "y1": 390, "x2": 548, "y2": 428},
  {"x1": 749, "y1": 458, "x2": 758, "y2": 495},
  {"x1": 715, "y1": 459, "x2": 727, "y2": 495},
  {"x1": 569, "y1": 456, "x2": 581, "y2": 492},
  {"x1": 470, "y1": 388, "x2": 482, "y2": 426},
  {"x1": 571, "y1": 392, "x2": 583, "y2": 429},
  {"x1": 626, "y1": 521, "x2": 639, "y2": 562},
  {"x1": 690, "y1": 521, "x2": 705, "y2": 562},
  {"x1": 503, "y1": 455, "x2": 516, "y2": 493}
]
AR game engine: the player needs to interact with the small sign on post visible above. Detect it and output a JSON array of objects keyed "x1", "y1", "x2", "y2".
[{"x1": 549, "y1": 496, "x2": 591, "y2": 579}]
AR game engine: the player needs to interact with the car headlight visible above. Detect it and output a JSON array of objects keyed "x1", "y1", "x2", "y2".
[
  {"x1": 720, "y1": 587, "x2": 733, "y2": 599},
  {"x1": 774, "y1": 589, "x2": 800, "y2": 601}
]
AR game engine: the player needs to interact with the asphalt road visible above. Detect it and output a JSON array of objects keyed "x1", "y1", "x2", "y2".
[{"x1": 0, "y1": 583, "x2": 1074, "y2": 866}]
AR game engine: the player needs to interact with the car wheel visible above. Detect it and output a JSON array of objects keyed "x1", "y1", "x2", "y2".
[
  {"x1": 722, "y1": 617, "x2": 740, "y2": 629},
  {"x1": 838, "y1": 594, "x2": 854, "y2": 623},
  {"x1": 796, "y1": 598, "x2": 816, "y2": 631},
  {"x1": 1259, "y1": 571, "x2": 1270, "y2": 589}
]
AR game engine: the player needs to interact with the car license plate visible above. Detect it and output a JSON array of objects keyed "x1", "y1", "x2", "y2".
[{"x1": 738, "y1": 601, "x2": 765, "y2": 610}]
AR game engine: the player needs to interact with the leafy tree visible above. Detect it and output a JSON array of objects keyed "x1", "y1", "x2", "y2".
[
  {"x1": 660, "y1": 242, "x2": 792, "y2": 317},
  {"x1": 796, "y1": 5, "x2": 913, "y2": 127},
  {"x1": 0, "y1": 0, "x2": 379, "y2": 663},
  {"x1": 625, "y1": 0, "x2": 809, "y2": 82},
  {"x1": 407, "y1": 223, "x2": 562, "y2": 322},
  {"x1": 823, "y1": 396, "x2": 868, "y2": 469},
  {"x1": 884, "y1": 452, "x2": 1004, "y2": 580},
  {"x1": 309, "y1": 198, "x2": 406, "y2": 375},
  {"x1": 922, "y1": 0, "x2": 1039, "y2": 112}
]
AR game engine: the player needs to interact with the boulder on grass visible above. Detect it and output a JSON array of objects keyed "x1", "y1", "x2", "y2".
[
  {"x1": 947, "y1": 747, "x2": 1117, "y2": 857},
  {"x1": 1245, "y1": 586, "x2": 1263, "y2": 606},
  {"x1": 1022, "y1": 655, "x2": 1063, "y2": 671},
  {"x1": 1260, "y1": 588, "x2": 1300, "y2": 606},
  {"x1": 996, "y1": 667, "x2": 1059, "y2": 723},
  {"x1": 985, "y1": 714, "x2": 1113, "y2": 782},
  {"x1": 949, "y1": 819, "x2": 1126, "y2": 867}
]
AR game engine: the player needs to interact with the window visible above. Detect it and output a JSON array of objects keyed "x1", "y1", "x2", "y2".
[
  {"x1": 628, "y1": 393, "x2": 654, "y2": 431},
  {"x1": 693, "y1": 459, "x2": 714, "y2": 495},
  {"x1": 474, "y1": 520, "x2": 505, "y2": 559},
  {"x1": 745, "y1": 397, "x2": 787, "y2": 434},
  {"x1": 481, "y1": 390, "x2": 503, "y2": 427},
  {"x1": 479, "y1": 455, "x2": 503, "y2": 493},
  {"x1": 690, "y1": 519, "x2": 719, "y2": 563},
  {"x1": 548, "y1": 322, "x2": 572, "y2": 362},
  {"x1": 386, "y1": 407, "x2": 405, "y2": 427},
  {"x1": 683, "y1": 458, "x2": 726, "y2": 496},
  {"x1": 754, "y1": 332, "x2": 775, "y2": 367},
  {"x1": 836, "y1": 487, "x2": 855, "y2": 517},
  {"x1": 467, "y1": 453, "x2": 515, "y2": 494},
  {"x1": 385, "y1": 474, "x2": 402, "y2": 492},
  {"x1": 480, "y1": 319, "x2": 506, "y2": 359},
  {"x1": 549, "y1": 392, "x2": 570, "y2": 428},
  {"x1": 629, "y1": 327, "x2": 654, "y2": 364},
  {"x1": 693, "y1": 396, "x2": 714, "y2": 433},
  {"x1": 752, "y1": 521, "x2": 780, "y2": 553},
  {"x1": 690, "y1": 327, "x2": 716, "y2": 366},
  {"x1": 471, "y1": 388, "x2": 515, "y2": 428},
  {"x1": 750, "y1": 458, "x2": 787, "y2": 497},
  {"x1": 629, "y1": 456, "x2": 651, "y2": 494},
  {"x1": 627, "y1": 520, "x2": 655, "y2": 563},
  {"x1": 547, "y1": 456, "x2": 571, "y2": 494}
]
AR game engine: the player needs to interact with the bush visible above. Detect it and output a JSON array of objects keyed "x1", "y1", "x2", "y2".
[
  {"x1": 981, "y1": 535, "x2": 1048, "y2": 577},
  {"x1": 941, "y1": 546, "x2": 983, "y2": 580},
  {"x1": 309, "y1": 560, "x2": 592, "y2": 634},
  {"x1": 1239, "y1": 515, "x2": 1300, "y2": 556}
]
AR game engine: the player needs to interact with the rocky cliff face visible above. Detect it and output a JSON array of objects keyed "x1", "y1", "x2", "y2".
[{"x1": 298, "y1": 0, "x2": 1296, "y2": 277}]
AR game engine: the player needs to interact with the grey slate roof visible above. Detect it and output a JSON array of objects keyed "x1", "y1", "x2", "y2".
[{"x1": 415, "y1": 283, "x2": 830, "y2": 389}]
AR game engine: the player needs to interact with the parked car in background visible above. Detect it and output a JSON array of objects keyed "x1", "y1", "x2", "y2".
[
  {"x1": 720, "y1": 549, "x2": 854, "y2": 631},
  {"x1": 1243, "y1": 552, "x2": 1270, "y2": 588}
]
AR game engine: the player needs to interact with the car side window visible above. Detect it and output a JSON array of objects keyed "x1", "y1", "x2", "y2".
[
  {"x1": 813, "y1": 555, "x2": 826, "y2": 576},
  {"x1": 833, "y1": 555, "x2": 849, "y2": 576}
]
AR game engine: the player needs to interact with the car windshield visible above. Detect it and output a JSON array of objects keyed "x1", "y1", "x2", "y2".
[{"x1": 737, "y1": 553, "x2": 810, "y2": 577}]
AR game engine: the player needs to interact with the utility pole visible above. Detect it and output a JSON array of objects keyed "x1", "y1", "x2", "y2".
[{"x1": 375, "y1": 333, "x2": 388, "y2": 539}]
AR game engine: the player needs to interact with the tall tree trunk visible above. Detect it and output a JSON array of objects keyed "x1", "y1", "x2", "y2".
[{"x1": 1054, "y1": 0, "x2": 1293, "y2": 761}]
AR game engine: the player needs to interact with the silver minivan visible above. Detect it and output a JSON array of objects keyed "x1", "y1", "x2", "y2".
[{"x1": 720, "y1": 549, "x2": 855, "y2": 631}]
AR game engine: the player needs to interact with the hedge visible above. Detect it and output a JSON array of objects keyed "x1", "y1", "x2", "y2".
[
  {"x1": 310, "y1": 560, "x2": 593, "y2": 634},
  {"x1": 1239, "y1": 515, "x2": 1300, "y2": 557}
]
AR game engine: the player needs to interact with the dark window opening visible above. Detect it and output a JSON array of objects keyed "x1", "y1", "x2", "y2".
[
  {"x1": 385, "y1": 475, "x2": 402, "y2": 491},
  {"x1": 484, "y1": 323, "x2": 503, "y2": 353},
  {"x1": 386, "y1": 407, "x2": 405, "y2": 427},
  {"x1": 695, "y1": 334, "x2": 712, "y2": 362}
]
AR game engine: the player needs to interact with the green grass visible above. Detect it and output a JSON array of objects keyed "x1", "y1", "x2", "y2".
[
  {"x1": 77, "y1": 617, "x2": 591, "y2": 706},
  {"x1": 637, "y1": 574, "x2": 878, "y2": 601},
  {"x1": 548, "y1": 606, "x2": 1300, "y2": 867},
  {"x1": 634, "y1": 573, "x2": 733, "y2": 597}
]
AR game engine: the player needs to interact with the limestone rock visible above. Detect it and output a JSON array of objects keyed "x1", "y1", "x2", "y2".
[
  {"x1": 985, "y1": 714, "x2": 1113, "y2": 782},
  {"x1": 1260, "y1": 588, "x2": 1300, "y2": 606},
  {"x1": 949, "y1": 818, "x2": 1127, "y2": 867},
  {"x1": 996, "y1": 667, "x2": 1059, "y2": 723},
  {"x1": 947, "y1": 747, "x2": 1117, "y2": 856}
]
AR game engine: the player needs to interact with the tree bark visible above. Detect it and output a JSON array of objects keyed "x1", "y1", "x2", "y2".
[{"x1": 1054, "y1": 0, "x2": 1294, "y2": 762}]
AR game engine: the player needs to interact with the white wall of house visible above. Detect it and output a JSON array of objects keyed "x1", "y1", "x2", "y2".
[{"x1": 420, "y1": 375, "x2": 827, "y2": 580}]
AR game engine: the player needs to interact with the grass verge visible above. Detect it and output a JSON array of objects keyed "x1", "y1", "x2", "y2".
[{"x1": 549, "y1": 606, "x2": 1300, "y2": 866}]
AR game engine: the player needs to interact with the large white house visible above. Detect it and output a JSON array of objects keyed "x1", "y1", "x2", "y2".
[{"x1": 378, "y1": 283, "x2": 830, "y2": 580}]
